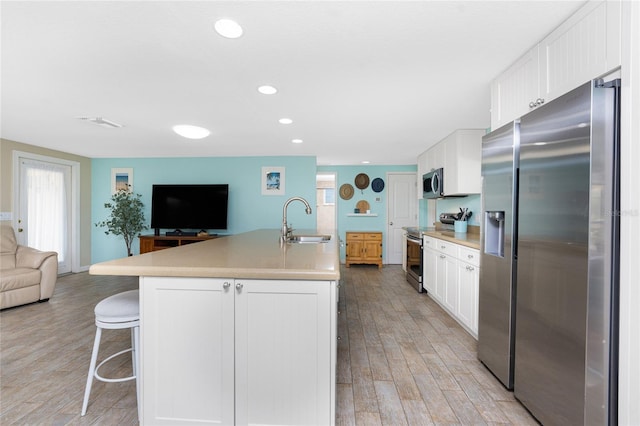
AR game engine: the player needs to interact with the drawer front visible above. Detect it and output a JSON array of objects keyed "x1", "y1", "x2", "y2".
[
  {"x1": 347, "y1": 233, "x2": 364, "y2": 240},
  {"x1": 365, "y1": 233, "x2": 382, "y2": 241},
  {"x1": 435, "y1": 239, "x2": 456, "y2": 256},
  {"x1": 423, "y1": 236, "x2": 437, "y2": 250},
  {"x1": 458, "y1": 246, "x2": 480, "y2": 267}
]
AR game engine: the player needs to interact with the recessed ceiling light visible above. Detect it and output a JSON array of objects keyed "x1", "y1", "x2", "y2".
[
  {"x1": 258, "y1": 85, "x2": 277, "y2": 95},
  {"x1": 279, "y1": 118, "x2": 293, "y2": 124},
  {"x1": 172, "y1": 125, "x2": 211, "y2": 139},
  {"x1": 361, "y1": 161, "x2": 370, "y2": 164},
  {"x1": 214, "y1": 19, "x2": 243, "y2": 39},
  {"x1": 292, "y1": 139, "x2": 303, "y2": 144}
]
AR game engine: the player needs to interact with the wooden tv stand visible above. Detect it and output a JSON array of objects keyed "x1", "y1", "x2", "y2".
[{"x1": 139, "y1": 234, "x2": 217, "y2": 254}]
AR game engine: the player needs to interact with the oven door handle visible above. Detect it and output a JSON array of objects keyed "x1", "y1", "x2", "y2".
[{"x1": 406, "y1": 235, "x2": 422, "y2": 245}]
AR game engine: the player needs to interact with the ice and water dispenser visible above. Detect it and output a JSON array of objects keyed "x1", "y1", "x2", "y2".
[{"x1": 484, "y1": 211, "x2": 505, "y2": 257}]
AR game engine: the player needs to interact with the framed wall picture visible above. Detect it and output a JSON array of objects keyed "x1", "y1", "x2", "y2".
[
  {"x1": 261, "y1": 166, "x2": 285, "y2": 195},
  {"x1": 111, "y1": 168, "x2": 133, "y2": 194}
]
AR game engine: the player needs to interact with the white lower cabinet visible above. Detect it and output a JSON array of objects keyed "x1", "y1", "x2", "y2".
[
  {"x1": 422, "y1": 236, "x2": 480, "y2": 338},
  {"x1": 140, "y1": 276, "x2": 337, "y2": 425},
  {"x1": 457, "y1": 260, "x2": 479, "y2": 336},
  {"x1": 440, "y1": 253, "x2": 458, "y2": 314}
]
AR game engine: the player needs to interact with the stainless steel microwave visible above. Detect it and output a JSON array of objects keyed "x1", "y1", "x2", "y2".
[{"x1": 423, "y1": 168, "x2": 444, "y2": 199}]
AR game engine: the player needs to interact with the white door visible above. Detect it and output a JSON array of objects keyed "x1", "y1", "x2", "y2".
[
  {"x1": 386, "y1": 172, "x2": 417, "y2": 264},
  {"x1": 16, "y1": 156, "x2": 73, "y2": 273}
]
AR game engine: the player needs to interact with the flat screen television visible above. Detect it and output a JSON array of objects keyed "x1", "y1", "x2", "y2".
[{"x1": 151, "y1": 184, "x2": 229, "y2": 234}]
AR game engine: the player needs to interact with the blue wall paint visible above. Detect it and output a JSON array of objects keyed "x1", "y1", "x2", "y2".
[
  {"x1": 318, "y1": 165, "x2": 417, "y2": 262},
  {"x1": 418, "y1": 198, "x2": 429, "y2": 227},
  {"x1": 92, "y1": 156, "x2": 317, "y2": 263},
  {"x1": 436, "y1": 195, "x2": 481, "y2": 226},
  {"x1": 416, "y1": 194, "x2": 481, "y2": 228}
]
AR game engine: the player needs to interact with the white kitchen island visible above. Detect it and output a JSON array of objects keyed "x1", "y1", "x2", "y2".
[{"x1": 89, "y1": 229, "x2": 340, "y2": 426}]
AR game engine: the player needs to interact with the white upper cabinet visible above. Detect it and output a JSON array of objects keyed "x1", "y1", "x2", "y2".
[
  {"x1": 490, "y1": 0, "x2": 622, "y2": 130},
  {"x1": 427, "y1": 142, "x2": 445, "y2": 173},
  {"x1": 417, "y1": 129, "x2": 484, "y2": 198},
  {"x1": 442, "y1": 129, "x2": 484, "y2": 196},
  {"x1": 490, "y1": 46, "x2": 541, "y2": 131},
  {"x1": 542, "y1": 0, "x2": 621, "y2": 102}
]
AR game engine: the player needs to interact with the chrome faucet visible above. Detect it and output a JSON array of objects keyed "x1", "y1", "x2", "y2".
[{"x1": 281, "y1": 196, "x2": 312, "y2": 242}]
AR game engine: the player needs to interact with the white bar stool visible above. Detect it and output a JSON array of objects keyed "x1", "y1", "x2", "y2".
[{"x1": 81, "y1": 290, "x2": 140, "y2": 419}]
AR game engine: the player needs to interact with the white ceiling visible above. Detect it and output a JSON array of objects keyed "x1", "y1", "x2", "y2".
[{"x1": 1, "y1": 1, "x2": 585, "y2": 165}]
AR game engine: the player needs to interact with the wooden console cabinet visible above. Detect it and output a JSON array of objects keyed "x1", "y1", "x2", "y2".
[
  {"x1": 139, "y1": 234, "x2": 217, "y2": 254},
  {"x1": 345, "y1": 231, "x2": 382, "y2": 269}
]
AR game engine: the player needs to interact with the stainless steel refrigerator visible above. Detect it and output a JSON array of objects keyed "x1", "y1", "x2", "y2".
[
  {"x1": 479, "y1": 79, "x2": 620, "y2": 425},
  {"x1": 478, "y1": 120, "x2": 519, "y2": 390}
]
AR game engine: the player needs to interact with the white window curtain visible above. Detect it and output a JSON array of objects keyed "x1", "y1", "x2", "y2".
[{"x1": 21, "y1": 159, "x2": 68, "y2": 262}]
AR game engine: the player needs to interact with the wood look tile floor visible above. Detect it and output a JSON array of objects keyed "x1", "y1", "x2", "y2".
[{"x1": 0, "y1": 265, "x2": 537, "y2": 425}]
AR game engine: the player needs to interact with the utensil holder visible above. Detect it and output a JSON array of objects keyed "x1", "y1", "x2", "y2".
[{"x1": 454, "y1": 220, "x2": 468, "y2": 233}]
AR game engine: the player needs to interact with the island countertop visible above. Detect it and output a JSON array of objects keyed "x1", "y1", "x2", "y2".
[{"x1": 89, "y1": 229, "x2": 340, "y2": 281}]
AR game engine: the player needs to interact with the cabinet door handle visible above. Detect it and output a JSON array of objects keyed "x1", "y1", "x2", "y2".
[
  {"x1": 468, "y1": 254, "x2": 474, "y2": 259},
  {"x1": 223, "y1": 281, "x2": 231, "y2": 290},
  {"x1": 440, "y1": 245, "x2": 446, "y2": 249},
  {"x1": 440, "y1": 255, "x2": 446, "y2": 259},
  {"x1": 236, "y1": 283, "x2": 243, "y2": 291},
  {"x1": 467, "y1": 266, "x2": 475, "y2": 271},
  {"x1": 530, "y1": 98, "x2": 545, "y2": 109}
]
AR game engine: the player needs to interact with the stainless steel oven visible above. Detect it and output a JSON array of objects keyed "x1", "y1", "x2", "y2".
[{"x1": 405, "y1": 228, "x2": 423, "y2": 292}]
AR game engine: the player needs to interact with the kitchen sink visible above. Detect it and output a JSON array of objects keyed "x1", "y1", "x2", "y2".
[{"x1": 287, "y1": 234, "x2": 331, "y2": 243}]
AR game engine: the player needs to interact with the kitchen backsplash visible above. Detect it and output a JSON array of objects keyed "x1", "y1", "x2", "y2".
[{"x1": 419, "y1": 194, "x2": 481, "y2": 228}]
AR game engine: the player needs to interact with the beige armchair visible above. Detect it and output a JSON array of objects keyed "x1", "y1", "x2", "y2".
[{"x1": 1, "y1": 225, "x2": 58, "y2": 310}]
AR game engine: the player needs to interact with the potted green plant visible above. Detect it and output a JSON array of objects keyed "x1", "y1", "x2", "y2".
[{"x1": 96, "y1": 187, "x2": 147, "y2": 256}]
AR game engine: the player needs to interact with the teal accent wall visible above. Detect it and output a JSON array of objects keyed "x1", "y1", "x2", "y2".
[
  {"x1": 418, "y1": 198, "x2": 429, "y2": 227},
  {"x1": 436, "y1": 195, "x2": 481, "y2": 226},
  {"x1": 318, "y1": 165, "x2": 417, "y2": 262},
  {"x1": 92, "y1": 156, "x2": 317, "y2": 262},
  {"x1": 420, "y1": 194, "x2": 481, "y2": 227}
]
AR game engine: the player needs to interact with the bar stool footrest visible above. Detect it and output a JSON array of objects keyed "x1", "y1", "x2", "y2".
[{"x1": 94, "y1": 348, "x2": 136, "y2": 383}]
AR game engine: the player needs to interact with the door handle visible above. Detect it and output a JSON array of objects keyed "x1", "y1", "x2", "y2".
[{"x1": 389, "y1": 222, "x2": 394, "y2": 225}]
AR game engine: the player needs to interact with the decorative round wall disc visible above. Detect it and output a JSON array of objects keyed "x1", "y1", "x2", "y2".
[
  {"x1": 371, "y1": 177, "x2": 385, "y2": 192},
  {"x1": 354, "y1": 173, "x2": 370, "y2": 190},
  {"x1": 356, "y1": 200, "x2": 370, "y2": 213},
  {"x1": 339, "y1": 183, "x2": 354, "y2": 200}
]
